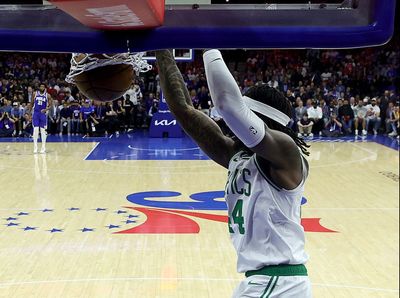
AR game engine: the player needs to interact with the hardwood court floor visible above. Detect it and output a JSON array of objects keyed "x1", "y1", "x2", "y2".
[{"x1": 0, "y1": 135, "x2": 398, "y2": 298}]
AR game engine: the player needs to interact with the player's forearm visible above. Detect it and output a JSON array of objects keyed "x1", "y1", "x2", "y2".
[
  {"x1": 203, "y1": 49, "x2": 265, "y2": 148},
  {"x1": 155, "y1": 50, "x2": 193, "y2": 110},
  {"x1": 156, "y1": 49, "x2": 234, "y2": 167}
]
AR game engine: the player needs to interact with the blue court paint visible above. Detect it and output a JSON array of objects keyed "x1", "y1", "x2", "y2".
[
  {"x1": 81, "y1": 134, "x2": 400, "y2": 160},
  {"x1": 48, "y1": 228, "x2": 64, "y2": 233},
  {"x1": 16, "y1": 212, "x2": 29, "y2": 216},
  {"x1": 0, "y1": 132, "x2": 398, "y2": 160},
  {"x1": 94, "y1": 208, "x2": 107, "y2": 212},
  {"x1": 67, "y1": 207, "x2": 80, "y2": 211},
  {"x1": 127, "y1": 215, "x2": 139, "y2": 218},
  {"x1": 0, "y1": 135, "x2": 107, "y2": 143},
  {"x1": 22, "y1": 226, "x2": 36, "y2": 231},
  {"x1": 124, "y1": 220, "x2": 136, "y2": 224},
  {"x1": 80, "y1": 228, "x2": 94, "y2": 232},
  {"x1": 5, "y1": 222, "x2": 19, "y2": 227},
  {"x1": 41, "y1": 209, "x2": 54, "y2": 212},
  {"x1": 85, "y1": 132, "x2": 208, "y2": 160}
]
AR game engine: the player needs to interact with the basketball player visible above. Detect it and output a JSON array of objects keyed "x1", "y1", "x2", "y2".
[
  {"x1": 156, "y1": 49, "x2": 311, "y2": 297},
  {"x1": 32, "y1": 83, "x2": 52, "y2": 153}
]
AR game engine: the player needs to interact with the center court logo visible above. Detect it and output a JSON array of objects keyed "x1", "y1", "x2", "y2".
[
  {"x1": 2, "y1": 191, "x2": 336, "y2": 235},
  {"x1": 117, "y1": 191, "x2": 337, "y2": 234}
]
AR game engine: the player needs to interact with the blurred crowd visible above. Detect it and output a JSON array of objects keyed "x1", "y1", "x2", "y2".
[{"x1": 0, "y1": 41, "x2": 399, "y2": 138}]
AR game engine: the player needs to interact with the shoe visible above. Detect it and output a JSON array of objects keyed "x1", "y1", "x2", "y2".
[
  {"x1": 40, "y1": 147, "x2": 46, "y2": 154},
  {"x1": 355, "y1": 129, "x2": 358, "y2": 135},
  {"x1": 373, "y1": 129, "x2": 378, "y2": 135},
  {"x1": 33, "y1": 144, "x2": 38, "y2": 154},
  {"x1": 308, "y1": 133, "x2": 313, "y2": 138},
  {"x1": 362, "y1": 130, "x2": 367, "y2": 136},
  {"x1": 297, "y1": 133, "x2": 302, "y2": 138},
  {"x1": 388, "y1": 131, "x2": 398, "y2": 137}
]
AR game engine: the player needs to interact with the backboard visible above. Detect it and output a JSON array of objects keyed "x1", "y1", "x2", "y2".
[{"x1": 0, "y1": 0, "x2": 396, "y2": 53}]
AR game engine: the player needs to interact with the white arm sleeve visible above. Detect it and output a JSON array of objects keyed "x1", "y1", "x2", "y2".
[{"x1": 203, "y1": 49, "x2": 265, "y2": 148}]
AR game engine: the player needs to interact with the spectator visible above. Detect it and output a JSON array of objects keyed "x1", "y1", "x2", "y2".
[
  {"x1": 27, "y1": 86, "x2": 34, "y2": 103},
  {"x1": 297, "y1": 113, "x2": 313, "y2": 137},
  {"x1": 379, "y1": 90, "x2": 390, "y2": 125},
  {"x1": 105, "y1": 102, "x2": 120, "y2": 135},
  {"x1": 2, "y1": 99, "x2": 12, "y2": 114},
  {"x1": 305, "y1": 98, "x2": 313, "y2": 110},
  {"x1": 94, "y1": 101, "x2": 106, "y2": 120},
  {"x1": 10, "y1": 101, "x2": 22, "y2": 136},
  {"x1": 353, "y1": 99, "x2": 368, "y2": 136},
  {"x1": 59, "y1": 101, "x2": 72, "y2": 135},
  {"x1": 80, "y1": 99, "x2": 94, "y2": 136},
  {"x1": 0, "y1": 112, "x2": 15, "y2": 137},
  {"x1": 338, "y1": 98, "x2": 354, "y2": 134},
  {"x1": 135, "y1": 98, "x2": 147, "y2": 128},
  {"x1": 319, "y1": 99, "x2": 330, "y2": 126},
  {"x1": 86, "y1": 111, "x2": 103, "y2": 137},
  {"x1": 349, "y1": 96, "x2": 356, "y2": 109},
  {"x1": 122, "y1": 94, "x2": 133, "y2": 130},
  {"x1": 21, "y1": 113, "x2": 33, "y2": 137},
  {"x1": 147, "y1": 99, "x2": 159, "y2": 127},
  {"x1": 267, "y1": 76, "x2": 279, "y2": 89},
  {"x1": 386, "y1": 102, "x2": 398, "y2": 137},
  {"x1": 48, "y1": 99, "x2": 60, "y2": 135},
  {"x1": 365, "y1": 98, "x2": 381, "y2": 135},
  {"x1": 198, "y1": 86, "x2": 211, "y2": 115},
  {"x1": 286, "y1": 89, "x2": 296, "y2": 106},
  {"x1": 115, "y1": 100, "x2": 126, "y2": 131},
  {"x1": 307, "y1": 100, "x2": 323, "y2": 135},
  {"x1": 64, "y1": 88, "x2": 75, "y2": 102},
  {"x1": 295, "y1": 99, "x2": 307, "y2": 124},
  {"x1": 328, "y1": 99, "x2": 339, "y2": 120},
  {"x1": 24, "y1": 103, "x2": 32, "y2": 116},
  {"x1": 124, "y1": 83, "x2": 143, "y2": 129},
  {"x1": 322, "y1": 113, "x2": 343, "y2": 137},
  {"x1": 70, "y1": 101, "x2": 81, "y2": 135},
  {"x1": 190, "y1": 89, "x2": 200, "y2": 109}
]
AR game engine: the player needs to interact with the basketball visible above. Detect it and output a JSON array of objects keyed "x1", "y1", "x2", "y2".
[{"x1": 74, "y1": 63, "x2": 134, "y2": 102}]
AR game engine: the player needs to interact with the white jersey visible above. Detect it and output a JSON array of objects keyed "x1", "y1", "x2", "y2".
[{"x1": 226, "y1": 150, "x2": 309, "y2": 273}]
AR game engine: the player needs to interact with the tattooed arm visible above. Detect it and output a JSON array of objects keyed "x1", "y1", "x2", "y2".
[{"x1": 155, "y1": 50, "x2": 236, "y2": 168}]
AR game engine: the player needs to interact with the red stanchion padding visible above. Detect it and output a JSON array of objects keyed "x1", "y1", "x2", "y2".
[{"x1": 49, "y1": 0, "x2": 165, "y2": 30}]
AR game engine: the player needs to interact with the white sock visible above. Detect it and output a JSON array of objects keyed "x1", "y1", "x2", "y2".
[
  {"x1": 40, "y1": 127, "x2": 47, "y2": 150},
  {"x1": 33, "y1": 127, "x2": 39, "y2": 151}
]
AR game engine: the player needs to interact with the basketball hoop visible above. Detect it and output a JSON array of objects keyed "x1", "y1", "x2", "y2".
[{"x1": 66, "y1": 52, "x2": 152, "y2": 84}]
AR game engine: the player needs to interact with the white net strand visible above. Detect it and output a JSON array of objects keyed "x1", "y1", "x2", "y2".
[{"x1": 66, "y1": 52, "x2": 152, "y2": 84}]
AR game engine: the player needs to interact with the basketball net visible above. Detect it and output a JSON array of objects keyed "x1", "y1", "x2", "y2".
[{"x1": 66, "y1": 52, "x2": 152, "y2": 84}]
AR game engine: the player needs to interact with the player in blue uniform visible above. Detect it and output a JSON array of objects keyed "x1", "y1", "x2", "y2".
[{"x1": 32, "y1": 83, "x2": 52, "y2": 153}]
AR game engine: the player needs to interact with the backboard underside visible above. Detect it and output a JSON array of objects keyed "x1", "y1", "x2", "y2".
[{"x1": 0, "y1": 0, "x2": 396, "y2": 53}]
